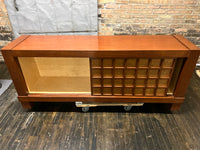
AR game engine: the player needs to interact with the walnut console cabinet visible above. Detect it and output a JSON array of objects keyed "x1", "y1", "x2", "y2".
[{"x1": 2, "y1": 35, "x2": 200, "y2": 111}]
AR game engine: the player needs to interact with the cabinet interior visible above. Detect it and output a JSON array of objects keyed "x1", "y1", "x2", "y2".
[{"x1": 18, "y1": 57, "x2": 183, "y2": 96}]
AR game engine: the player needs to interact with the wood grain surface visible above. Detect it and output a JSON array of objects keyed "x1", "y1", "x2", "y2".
[
  {"x1": 12, "y1": 35, "x2": 188, "y2": 51},
  {"x1": 3, "y1": 35, "x2": 191, "y2": 58}
]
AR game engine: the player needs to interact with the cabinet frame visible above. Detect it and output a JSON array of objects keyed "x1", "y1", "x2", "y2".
[{"x1": 2, "y1": 35, "x2": 200, "y2": 111}]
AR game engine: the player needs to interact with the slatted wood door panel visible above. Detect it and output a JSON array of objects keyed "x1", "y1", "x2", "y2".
[{"x1": 91, "y1": 58, "x2": 179, "y2": 97}]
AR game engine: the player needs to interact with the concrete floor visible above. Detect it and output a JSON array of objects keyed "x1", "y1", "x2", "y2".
[{"x1": 0, "y1": 63, "x2": 200, "y2": 150}]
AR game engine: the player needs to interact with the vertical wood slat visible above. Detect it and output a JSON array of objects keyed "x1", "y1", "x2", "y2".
[
  {"x1": 154, "y1": 59, "x2": 164, "y2": 96},
  {"x1": 111, "y1": 58, "x2": 115, "y2": 95},
  {"x1": 166, "y1": 58, "x2": 177, "y2": 95},
  {"x1": 133, "y1": 58, "x2": 139, "y2": 96},
  {"x1": 100, "y1": 58, "x2": 103, "y2": 95},
  {"x1": 122, "y1": 59, "x2": 127, "y2": 96},
  {"x1": 90, "y1": 58, "x2": 94, "y2": 95},
  {"x1": 144, "y1": 59, "x2": 151, "y2": 96}
]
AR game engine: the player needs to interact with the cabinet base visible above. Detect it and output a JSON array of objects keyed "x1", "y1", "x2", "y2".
[
  {"x1": 169, "y1": 103, "x2": 182, "y2": 111},
  {"x1": 18, "y1": 95, "x2": 184, "y2": 111},
  {"x1": 20, "y1": 102, "x2": 33, "y2": 109}
]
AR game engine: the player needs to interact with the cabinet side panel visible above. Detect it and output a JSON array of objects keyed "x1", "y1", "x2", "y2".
[
  {"x1": 174, "y1": 51, "x2": 200, "y2": 96},
  {"x1": 1, "y1": 51, "x2": 28, "y2": 95},
  {"x1": 18, "y1": 57, "x2": 40, "y2": 92}
]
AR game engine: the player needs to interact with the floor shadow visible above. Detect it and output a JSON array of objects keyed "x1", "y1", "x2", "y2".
[{"x1": 29, "y1": 102, "x2": 172, "y2": 114}]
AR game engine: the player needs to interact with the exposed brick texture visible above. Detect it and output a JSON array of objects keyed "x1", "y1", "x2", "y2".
[
  {"x1": 98, "y1": 0, "x2": 200, "y2": 50},
  {"x1": 0, "y1": 0, "x2": 13, "y2": 61}
]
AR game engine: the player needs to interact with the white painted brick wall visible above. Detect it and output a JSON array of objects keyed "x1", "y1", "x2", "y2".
[{"x1": 5, "y1": 0, "x2": 98, "y2": 37}]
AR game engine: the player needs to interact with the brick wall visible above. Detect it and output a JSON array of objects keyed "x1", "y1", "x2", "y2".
[
  {"x1": 0, "y1": 0, "x2": 13, "y2": 61},
  {"x1": 98, "y1": 0, "x2": 200, "y2": 49}
]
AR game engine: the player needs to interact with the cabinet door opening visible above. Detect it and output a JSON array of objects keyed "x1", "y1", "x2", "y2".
[{"x1": 18, "y1": 57, "x2": 91, "y2": 94}]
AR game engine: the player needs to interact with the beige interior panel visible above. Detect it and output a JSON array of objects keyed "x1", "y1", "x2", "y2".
[
  {"x1": 35, "y1": 57, "x2": 90, "y2": 77},
  {"x1": 18, "y1": 57, "x2": 91, "y2": 94},
  {"x1": 18, "y1": 57, "x2": 40, "y2": 92}
]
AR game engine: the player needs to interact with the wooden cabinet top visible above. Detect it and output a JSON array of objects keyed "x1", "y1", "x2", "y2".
[
  {"x1": 2, "y1": 35, "x2": 200, "y2": 58},
  {"x1": 2, "y1": 35, "x2": 199, "y2": 51}
]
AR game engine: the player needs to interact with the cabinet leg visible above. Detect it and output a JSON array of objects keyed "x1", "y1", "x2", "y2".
[
  {"x1": 170, "y1": 103, "x2": 182, "y2": 111},
  {"x1": 20, "y1": 102, "x2": 33, "y2": 109}
]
